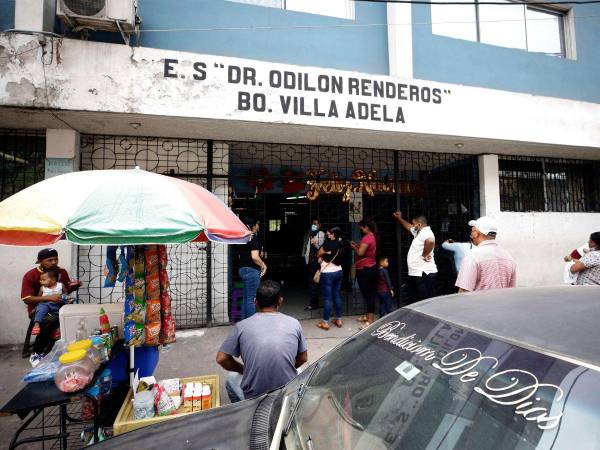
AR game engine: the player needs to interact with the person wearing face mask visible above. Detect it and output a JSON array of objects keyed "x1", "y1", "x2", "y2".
[
  {"x1": 393, "y1": 212, "x2": 438, "y2": 303},
  {"x1": 303, "y1": 218, "x2": 325, "y2": 311},
  {"x1": 455, "y1": 216, "x2": 516, "y2": 292},
  {"x1": 239, "y1": 218, "x2": 267, "y2": 319},
  {"x1": 570, "y1": 232, "x2": 600, "y2": 285}
]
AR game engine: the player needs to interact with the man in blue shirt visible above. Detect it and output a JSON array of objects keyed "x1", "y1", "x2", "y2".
[{"x1": 442, "y1": 239, "x2": 473, "y2": 273}]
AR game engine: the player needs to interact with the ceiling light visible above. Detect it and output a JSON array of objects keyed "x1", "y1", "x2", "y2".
[
  {"x1": 454, "y1": 143, "x2": 464, "y2": 149},
  {"x1": 129, "y1": 122, "x2": 142, "y2": 129}
]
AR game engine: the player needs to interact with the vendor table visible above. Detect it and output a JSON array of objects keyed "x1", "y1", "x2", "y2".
[{"x1": 0, "y1": 376, "x2": 101, "y2": 449}]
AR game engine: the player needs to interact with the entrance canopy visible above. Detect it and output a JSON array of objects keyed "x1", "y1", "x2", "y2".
[{"x1": 1, "y1": 33, "x2": 600, "y2": 160}]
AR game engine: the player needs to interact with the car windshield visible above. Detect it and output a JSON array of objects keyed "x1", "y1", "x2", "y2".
[{"x1": 279, "y1": 309, "x2": 600, "y2": 450}]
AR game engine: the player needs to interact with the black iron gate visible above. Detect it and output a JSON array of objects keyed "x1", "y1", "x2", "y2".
[
  {"x1": 76, "y1": 134, "x2": 478, "y2": 327},
  {"x1": 76, "y1": 135, "x2": 230, "y2": 328},
  {"x1": 227, "y1": 142, "x2": 479, "y2": 312}
]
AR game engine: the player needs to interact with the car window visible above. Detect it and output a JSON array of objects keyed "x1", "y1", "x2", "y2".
[{"x1": 281, "y1": 309, "x2": 600, "y2": 450}]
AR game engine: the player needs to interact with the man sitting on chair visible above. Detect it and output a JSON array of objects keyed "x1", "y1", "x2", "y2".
[
  {"x1": 216, "y1": 280, "x2": 308, "y2": 402},
  {"x1": 21, "y1": 248, "x2": 80, "y2": 367}
]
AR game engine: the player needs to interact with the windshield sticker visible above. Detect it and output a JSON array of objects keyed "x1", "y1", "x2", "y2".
[
  {"x1": 371, "y1": 321, "x2": 565, "y2": 430},
  {"x1": 395, "y1": 361, "x2": 421, "y2": 381}
]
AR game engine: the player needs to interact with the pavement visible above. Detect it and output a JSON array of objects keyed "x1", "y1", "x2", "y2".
[{"x1": 0, "y1": 315, "x2": 359, "y2": 449}]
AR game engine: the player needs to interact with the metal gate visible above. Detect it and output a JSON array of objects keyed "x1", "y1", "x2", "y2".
[
  {"x1": 0, "y1": 129, "x2": 45, "y2": 201},
  {"x1": 227, "y1": 142, "x2": 479, "y2": 311},
  {"x1": 76, "y1": 134, "x2": 479, "y2": 326},
  {"x1": 76, "y1": 135, "x2": 230, "y2": 328}
]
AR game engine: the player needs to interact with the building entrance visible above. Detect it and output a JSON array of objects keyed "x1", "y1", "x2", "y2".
[
  {"x1": 228, "y1": 141, "x2": 480, "y2": 319},
  {"x1": 76, "y1": 134, "x2": 479, "y2": 328}
]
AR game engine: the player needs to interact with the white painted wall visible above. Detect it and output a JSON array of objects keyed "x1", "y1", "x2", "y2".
[
  {"x1": 477, "y1": 154, "x2": 599, "y2": 287},
  {"x1": 387, "y1": 3, "x2": 413, "y2": 79},
  {"x1": 495, "y1": 213, "x2": 598, "y2": 287},
  {"x1": 1, "y1": 34, "x2": 600, "y2": 150},
  {"x1": 0, "y1": 241, "x2": 74, "y2": 346}
]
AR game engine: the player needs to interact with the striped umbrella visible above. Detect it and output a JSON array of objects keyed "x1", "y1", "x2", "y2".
[{"x1": 0, "y1": 168, "x2": 250, "y2": 246}]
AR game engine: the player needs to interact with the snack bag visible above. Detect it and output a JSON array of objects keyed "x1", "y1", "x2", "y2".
[
  {"x1": 131, "y1": 298, "x2": 146, "y2": 324},
  {"x1": 160, "y1": 291, "x2": 172, "y2": 318},
  {"x1": 144, "y1": 246, "x2": 160, "y2": 274},
  {"x1": 145, "y1": 273, "x2": 160, "y2": 299},
  {"x1": 125, "y1": 321, "x2": 145, "y2": 346},
  {"x1": 158, "y1": 269, "x2": 170, "y2": 291},
  {"x1": 124, "y1": 294, "x2": 135, "y2": 319},
  {"x1": 160, "y1": 316, "x2": 176, "y2": 345},
  {"x1": 146, "y1": 298, "x2": 161, "y2": 323},
  {"x1": 158, "y1": 245, "x2": 168, "y2": 269},
  {"x1": 145, "y1": 322, "x2": 161, "y2": 346},
  {"x1": 154, "y1": 385, "x2": 177, "y2": 416},
  {"x1": 158, "y1": 378, "x2": 181, "y2": 397}
]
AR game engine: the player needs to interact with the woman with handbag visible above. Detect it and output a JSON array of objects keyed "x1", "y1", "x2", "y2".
[
  {"x1": 316, "y1": 227, "x2": 344, "y2": 330},
  {"x1": 351, "y1": 219, "x2": 378, "y2": 329}
]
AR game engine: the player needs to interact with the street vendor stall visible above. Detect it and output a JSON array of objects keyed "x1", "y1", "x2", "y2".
[{"x1": 0, "y1": 168, "x2": 250, "y2": 448}]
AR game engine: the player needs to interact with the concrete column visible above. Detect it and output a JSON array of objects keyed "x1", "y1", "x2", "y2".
[
  {"x1": 478, "y1": 154, "x2": 501, "y2": 216},
  {"x1": 45, "y1": 128, "x2": 80, "y2": 284},
  {"x1": 387, "y1": 3, "x2": 413, "y2": 78},
  {"x1": 14, "y1": 0, "x2": 56, "y2": 32}
]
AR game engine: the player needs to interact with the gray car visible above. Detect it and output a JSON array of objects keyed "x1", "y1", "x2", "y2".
[{"x1": 97, "y1": 286, "x2": 600, "y2": 449}]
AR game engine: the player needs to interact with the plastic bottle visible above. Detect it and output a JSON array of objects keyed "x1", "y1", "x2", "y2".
[
  {"x1": 99, "y1": 307, "x2": 111, "y2": 334},
  {"x1": 75, "y1": 318, "x2": 87, "y2": 341}
]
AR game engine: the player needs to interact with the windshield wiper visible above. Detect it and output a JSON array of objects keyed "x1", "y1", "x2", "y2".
[{"x1": 283, "y1": 363, "x2": 320, "y2": 437}]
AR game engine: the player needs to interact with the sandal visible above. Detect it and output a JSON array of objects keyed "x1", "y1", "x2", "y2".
[
  {"x1": 316, "y1": 321, "x2": 330, "y2": 331},
  {"x1": 356, "y1": 315, "x2": 368, "y2": 323},
  {"x1": 358, "y1": 322, "x2": 372, "y2": 330},
  {"x1": 332, "y1": 319, "x2": 343, "y2": 328},
  {"x1": 31, "y1": 323, "x2": 41, "y2": 336}
]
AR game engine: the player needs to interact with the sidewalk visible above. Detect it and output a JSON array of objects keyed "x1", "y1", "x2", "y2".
[{"x1": 0, "y1": 316, "x2": 358, "y2": 447}]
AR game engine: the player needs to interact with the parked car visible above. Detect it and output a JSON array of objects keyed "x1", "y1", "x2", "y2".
[{"x1": 97, "y1": 286, "x2": 600, "y2": 449}]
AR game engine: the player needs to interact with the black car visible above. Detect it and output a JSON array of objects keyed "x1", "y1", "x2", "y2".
[{"x1": 97, "y1": 286, "x2": 600, "y2": 449}]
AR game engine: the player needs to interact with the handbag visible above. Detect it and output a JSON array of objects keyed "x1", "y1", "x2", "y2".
[{"x1": 313, "y1": 249, "x2": 340, "y2": 284}]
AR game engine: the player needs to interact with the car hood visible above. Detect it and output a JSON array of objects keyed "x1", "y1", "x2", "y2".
[{"x1": 93, "y1": 394, "x2": 267, "y2": 450}]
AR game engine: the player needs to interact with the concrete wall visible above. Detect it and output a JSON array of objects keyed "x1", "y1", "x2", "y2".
[
  {"x1": 497, "y1": 212, "x2": 598, "y2": 287},
  {"x1": 478, "y1": 154, "x2": 599, "y2": 287},
  {"x1": 2, "y1": 35, "x2": 600, "y2": 152},
  {"x1": 88, "y1": 0, "x2": 388, "y2": 75},
  {"x1": 412, "y1": 4, "x2": 600, "y2": 103}
]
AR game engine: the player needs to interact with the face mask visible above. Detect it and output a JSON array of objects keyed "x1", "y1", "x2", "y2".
[
  {"x1": 411, "y1": 226, "x2": 418, "y2": 234},
  {"x1": 311, "y1": 225, "x2": 318, "y2": 231}
]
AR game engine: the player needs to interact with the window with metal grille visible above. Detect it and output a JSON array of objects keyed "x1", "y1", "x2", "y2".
[
  {"x1": 0, "y1": 129, "x2": 45, "y2": 201},
  {"x1": 499, "y1": 156, "x2": 600, "y2": 212}
]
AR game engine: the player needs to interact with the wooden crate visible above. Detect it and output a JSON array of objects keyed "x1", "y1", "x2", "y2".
[{"x1": 113, "y1": 374, "x2": 220, "y2": 436}]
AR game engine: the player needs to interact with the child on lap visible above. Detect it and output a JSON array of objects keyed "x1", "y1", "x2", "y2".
[{"x1": 32, "y1": 269, "x2": 70, "y2": 335}]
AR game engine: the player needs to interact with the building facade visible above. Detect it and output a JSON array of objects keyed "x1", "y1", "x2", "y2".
[{"x1": 0, "y1": 0, "x2": 599, "y2": 344}]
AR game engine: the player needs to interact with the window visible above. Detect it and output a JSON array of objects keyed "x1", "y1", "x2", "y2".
[
  {"x1": 431, "y1": 0, "x2": 570, "y2": 58},
  {"x1": 228, "y1": 0, "x2": 355, "y2": 20},
  {"x1": 499, "y1": 156, "x2": 600, "y2": 212},
  {"x1": 0, "y1": 129, "x2": 45, "y2": 201}
]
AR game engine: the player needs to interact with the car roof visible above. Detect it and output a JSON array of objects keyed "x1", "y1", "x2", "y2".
[{"x1": 406, "y1": 286, "x2": 600, "y2": 369}]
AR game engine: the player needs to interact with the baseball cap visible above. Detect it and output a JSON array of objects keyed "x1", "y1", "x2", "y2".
[
  {"x1": 468, "y1": 217, "x2": 498, "y2": 236},
  {"x1": 37, "y1": 248, "x2": 58, "y2": 262}
]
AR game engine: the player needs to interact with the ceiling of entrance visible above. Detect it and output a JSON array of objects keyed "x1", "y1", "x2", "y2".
[{"x1": 1, "y1": 107, "x2": 599, "y2": 160}]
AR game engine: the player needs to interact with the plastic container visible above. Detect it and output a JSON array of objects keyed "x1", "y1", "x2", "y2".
[
  {"x1": 92, "y1": 336, "x2": 109, "y2": 363},
  {"x1": 68, "y1": 339, "x2": 102, "y2": 370},
  {"x1": 132, "y1": 390, "x2": 155, "y2": 420},
  {"x1": 55, "y1": 349, "x2": 96, "y2": 393}
]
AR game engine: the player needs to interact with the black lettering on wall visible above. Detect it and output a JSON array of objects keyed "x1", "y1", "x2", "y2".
[
  {"x1": 164, "y1": 59, "x2": 178, "y2": 78},
  {"x1": 193, "y1": 62, "x2": 207, "y2": 80},
  {"x1": 432, "y1": 88, "x2": 442, "y2": 104}
]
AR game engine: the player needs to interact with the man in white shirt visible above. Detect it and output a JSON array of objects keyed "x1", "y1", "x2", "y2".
[{"x1": 393, "y1": 211, "x2": 438, "y2": 304}]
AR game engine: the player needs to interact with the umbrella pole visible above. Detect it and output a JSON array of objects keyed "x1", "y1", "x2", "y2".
[{"x1": 129, "y1": 344, "x2": 135, "y2": 387}]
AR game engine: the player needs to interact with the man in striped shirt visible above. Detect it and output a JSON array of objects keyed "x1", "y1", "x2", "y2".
[{"x1": 456, "y1": 217, "x2": 516, "y2": 292}]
